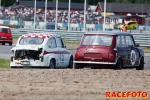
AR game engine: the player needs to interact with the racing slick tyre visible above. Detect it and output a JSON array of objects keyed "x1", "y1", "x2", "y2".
[
  {"x1": 67, "y1": 56, "x2": 73, "y2": 69},
  {"x1": 115, "y1": 58, "x2": 123, "y2": 70},
  {"x1": 11, "y1": 66, "x2": 15, "y2": 68},
  {"x1": 2, "y1": 43, "x2": 5, "y2": 45},
  {"x1": 9, "y1": 42, "x2": 12, "y2": 46},
  {"x1": 74, "y1": 63, "x2": 84, "y2": 69},
  {"x1": 73, "y1": 63, "x2": 78, "y2": 69},
  {"x1": 49, "y1": 59, "x2": 55, "y2": 69},
  {"x1": 136, "y1": 57, "x2": 144, "y2": 70}
]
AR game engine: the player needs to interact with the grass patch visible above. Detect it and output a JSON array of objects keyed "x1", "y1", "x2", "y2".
[
  {"x1": 13, "y1": 36, "x2": 19, "y2": 39},
  {"x1": 0, "y1": 58, "x2": 10, "y2": 68},
  {"x1": 64, "y1": 41, "x2": 80, "y2": 45},
  {"x1": 140, "y1": 47, "x2": 150, "y2": 53}
]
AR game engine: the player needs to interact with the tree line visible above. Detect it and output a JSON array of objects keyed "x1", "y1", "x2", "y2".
[{"x1": 1, "y1": 0, "x2": 150, "y2": 7}]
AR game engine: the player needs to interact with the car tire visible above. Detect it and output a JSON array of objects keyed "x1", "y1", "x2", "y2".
[
  {"x1": 49, "y1": 59, "x2": 55, "y2": 69},
  {"x1": 74, "y1": 64, "x2": 84, "y2": 69},
  {"x1": 9, "y1": 42, "x2": 12, "y2": 45},
  {"x1": 73, "y1": 63, "x2": 78, "y2": 69},
  {"x1": 115, "y1": 58, "x2": 123, "y2": 70},
  {"x1": 2, "y1": 43, "x2": 5, "y2": 45},
  {"x1": 67, "y1": 56, "x2": 73, "y2": 69},
  {"x1": 74, "y1": 63, "x2": 82, "y2": 69},
  {"x1": 11, "y1": 66, "x2": 16, "y2": 68},
  {"x1": 136, "y1": 57, "x2": 144, "y2": 70}
]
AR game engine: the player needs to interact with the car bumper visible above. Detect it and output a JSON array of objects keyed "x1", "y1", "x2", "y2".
[
  {"x1": 10, "y1": 66, "x2": 49, "y2": 68},
  {"x1": 0, "y1": 40, "x2": 12, "y2": 43},
  {"x1": 10, "y1": 60, "x2": 48, "y2": 67},
  {"x1": 73, "y1": 61, "x2": 116, "y2": 69},
  {"x1": 73, "y1": 61, "x2": 116, "y2": 64}
]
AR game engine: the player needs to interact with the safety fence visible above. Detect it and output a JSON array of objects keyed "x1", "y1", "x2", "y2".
[
  {"x1": 11, "y1": 28, "x2": 150, "y2": 47},
  {"x1": 1, "y1": 19, "x2": 150, "y2": 31}
]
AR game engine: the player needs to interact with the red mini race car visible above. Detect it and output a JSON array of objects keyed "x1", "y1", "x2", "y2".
[
  {"x1": 0, "y1": 26, "x2": 13, "y2": 45},
  {"x1": 73, "y1": 31, "x2": 144, "y2": 70}
]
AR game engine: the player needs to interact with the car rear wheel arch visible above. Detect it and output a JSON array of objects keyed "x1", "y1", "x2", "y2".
[
  {"x1": 67, "y1": 55, "x2": 73, "y2": 69},
  {"x1": 49, "y1": 58, "x2": 56, "y2": 69},
  {"x1": 115, "y1": 57, "x2": 123, "y2": 70},
  {"x1": 116, "y1": 56, "x2": 124, "y2": 64},
  {"x1": 136, "y1": 56, "x2": 144, "y2": 70}
]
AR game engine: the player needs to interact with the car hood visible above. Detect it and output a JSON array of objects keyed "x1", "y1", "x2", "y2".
[{"x1": 11, "y1": 45, "x2": 43, "y2": 51}]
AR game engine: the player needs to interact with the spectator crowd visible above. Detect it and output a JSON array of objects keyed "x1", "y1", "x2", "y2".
[{"x1": 0, "y1": 5, "x2": 101, "y2": 24}]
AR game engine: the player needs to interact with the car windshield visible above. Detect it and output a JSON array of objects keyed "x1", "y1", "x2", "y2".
[
  {"x1": 19, "y1": 37, "x2": 44, "y2": 45},
  {"x1": 0, "y1": 28, "x2": 9, "y2": 33},
  {"x1": 82, "y1": 35, "x2": 113, "y2": 46}
]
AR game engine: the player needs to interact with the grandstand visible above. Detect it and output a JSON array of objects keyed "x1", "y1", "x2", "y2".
[
  {"x1": 0, "y1": 1, "x2": 150, "y2": 30},
  {"x1": 0, "y1": 3, "x2": 103, "y2": 30}
]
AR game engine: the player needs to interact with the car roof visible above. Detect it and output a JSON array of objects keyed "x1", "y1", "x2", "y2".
[
  {"x1": 125, "y1": 21, "x2": 137, "y2": 23},
  {"x1": 126, "y1": 21, "x2": 137, "y2": 22},
  {"x1": 84, "y1": 31, "x2": 131, "y2": 36},
  {"x1": 21, "y1": 33, "x2": 60, "y2": 38},
  {"x1": 0, "y1": 26, "x2": 10, "y2": 28}
]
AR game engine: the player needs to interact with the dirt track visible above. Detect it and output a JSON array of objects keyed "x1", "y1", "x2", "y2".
[{"x1": 0, "y1": 69, "x2": 149, "y2": 100}]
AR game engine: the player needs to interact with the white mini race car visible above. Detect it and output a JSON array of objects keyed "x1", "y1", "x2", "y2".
[{"x1": 10, "y1": 33, "x2": 73, "y2": 69}]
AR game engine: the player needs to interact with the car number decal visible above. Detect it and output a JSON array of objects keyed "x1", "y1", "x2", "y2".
[
  {"x1": 58, "y1": 54, "x2": 64, "y2": 61},
  {"x1": 61, "y1": 55, "x2": 64, "y2": 61},
  {"x1": 130, "y1": 50, "x2": 136, "y2": 65}
]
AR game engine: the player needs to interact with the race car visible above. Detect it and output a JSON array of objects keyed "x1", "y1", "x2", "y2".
[
  {"x1": 73, "y1": 31, "x2": 144, "y2": 70},
  {"x1": 10, "y1": 33, "x2": 73, "y2": 69},
  {"x1": 0, "y1": 26, "x2": 13, "y2": 45}
]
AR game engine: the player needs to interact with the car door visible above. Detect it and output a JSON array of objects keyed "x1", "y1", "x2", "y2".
[
  {"x1": 116, "y1": 35, "x2": 128, "y2": 66},
  {"x1": 55, "y1": 37, "x2": 69, "y2": 67},
  {"x1": 46, "y1": 37, "x2": 60, "y2": 67},
  {"x1": 125, "y1": 35, "x2": 139, "y2": 67}
]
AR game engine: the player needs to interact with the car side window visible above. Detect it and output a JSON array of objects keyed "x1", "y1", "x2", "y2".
[
  {"x1": 125, "y1": 36, "x2": 134, "y2": 47},
  {"x1": 116, "y1": 36, "x2": 126, "y2": 47},
  {"x1": 55, "y1": 37, "x2": 64, "y2": 48},
  {"x1": 47, "y1": 37, "x2": 57, "y2": 48}
]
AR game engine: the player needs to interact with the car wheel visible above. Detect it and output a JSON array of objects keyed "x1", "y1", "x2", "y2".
[
  {"x1": 115, "y1": 58, "x2": 123, "y2": 70},
  {"x1": 9, "y1": 42, "x2": 12, "y2": 45},
  {"x1": 136, "y1": 57, "x2": 144, "y2": 70},
  {"x1": 74, "y1": 63, "x2": 84, "y2": 69},
  {"x1": 73, "y1": 63, "x2": 78, "y2": 69},
  {"x1": 11, "y1": 66, "x2": 14, "y2": 68},
  {"x1": 67, "y1": 56, "x2": 73, "y2": 69},
  {"x1": 49, "y1": 59, "x2": 55, "y2": 69},
  {"x1": 2, "y1": 43, "x2": 5, "y2": 45}
]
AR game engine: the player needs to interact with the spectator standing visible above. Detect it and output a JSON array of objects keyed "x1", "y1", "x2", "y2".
[{"x1": 121, "y1": 23, "x2": 127, "y2": 32}]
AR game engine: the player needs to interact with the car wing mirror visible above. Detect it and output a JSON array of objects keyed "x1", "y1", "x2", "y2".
[
  {"x1": 135, "y1": 43, "x2": 140, "y2": 47},
  {"x1": 114, "y1": 48, "x2": 117, "y2": 51},
  {"x1": 128, "y1": 45, "x2": 134, "y2": 48},
  {"x1": 64, "y1": 45, "x2": 69, "y2": 49}
]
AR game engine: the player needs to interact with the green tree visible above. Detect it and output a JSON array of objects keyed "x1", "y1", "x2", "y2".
[
  {"x1": 1, "y1": 0, "x2": 150, "y2": 7},
  {"x1": 1, "y1": 0, "x2": 15, "y2": 7}
]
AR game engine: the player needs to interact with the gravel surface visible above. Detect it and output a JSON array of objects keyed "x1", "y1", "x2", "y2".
[{"x1": 0, "y1": 69, "x2": 149, "y2": 100}]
